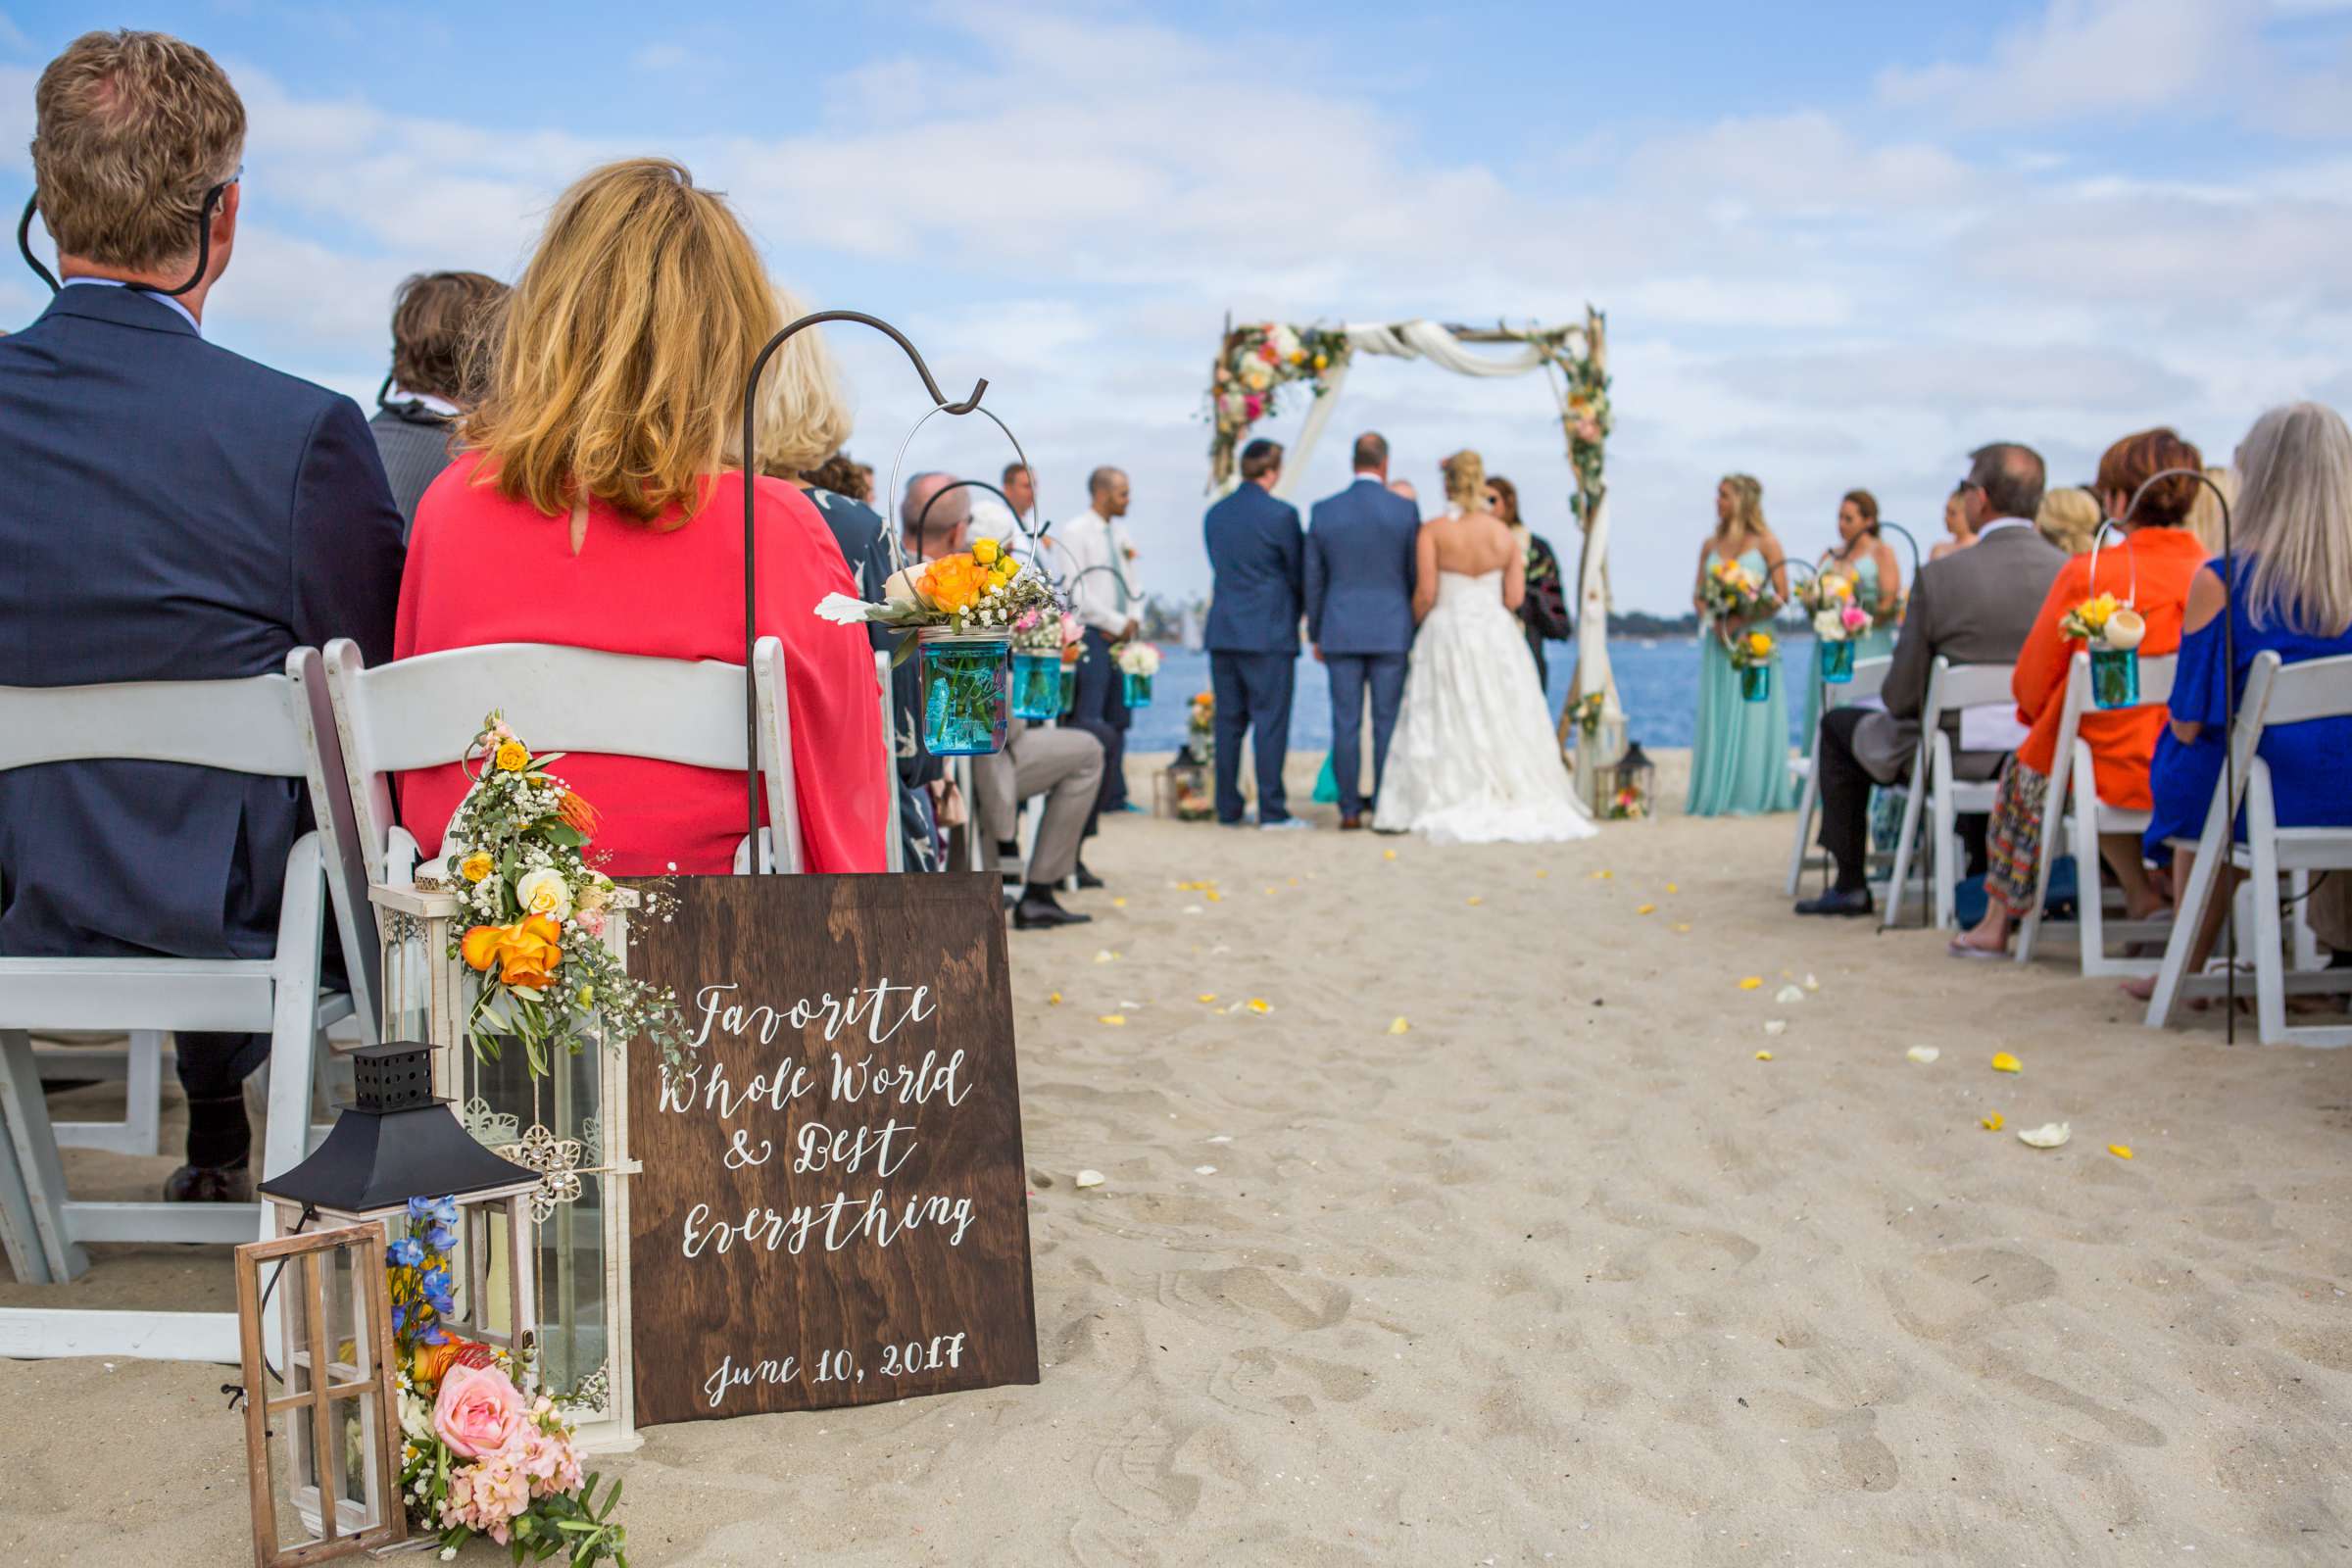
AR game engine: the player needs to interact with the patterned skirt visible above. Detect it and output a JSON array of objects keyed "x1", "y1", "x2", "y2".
[{"x1": 1984, "y1": 757, "x2": 2052, "y2": 918}]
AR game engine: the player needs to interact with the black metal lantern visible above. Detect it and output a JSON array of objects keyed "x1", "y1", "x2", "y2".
[{"x1": 1610, "y1": 741, "x2": 1656, "y2": 821}]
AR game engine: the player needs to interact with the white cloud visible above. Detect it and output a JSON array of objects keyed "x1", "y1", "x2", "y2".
[{"x1": 1876, "y1": 0, "x2": 2253, "y2": 125}]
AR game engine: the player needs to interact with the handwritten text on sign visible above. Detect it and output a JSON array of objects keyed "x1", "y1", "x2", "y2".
[{"x1": 624, "y1": 874, "x2": 1038, "y2": 1425}]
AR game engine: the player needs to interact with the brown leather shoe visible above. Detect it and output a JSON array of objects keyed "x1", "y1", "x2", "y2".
[
  {"x1": 163, "y1": 1162, "x2": 253, "y2": 1203},
  {"x1": 1340, "y1": 815, "x2": 1364, "y2": 831}
]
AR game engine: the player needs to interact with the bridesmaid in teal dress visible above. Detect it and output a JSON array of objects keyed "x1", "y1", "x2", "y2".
[
  {"x1": 1797, "y1": 488, "x2": 1904, "y2": 743},
  {"x1": 1688, "y1": 474, "x2": 1798, "y2": 816}
]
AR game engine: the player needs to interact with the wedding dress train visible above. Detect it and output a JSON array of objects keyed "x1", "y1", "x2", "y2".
[{"x1": 1372, "y1": 569, "x2": 1596, "y2": 844}]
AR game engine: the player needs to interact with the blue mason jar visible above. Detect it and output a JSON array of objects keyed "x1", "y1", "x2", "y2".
[
  {"x1": 1819, "y1": 638, "x2": 1854, "y2": 684},
  {"x1": 1739, "y1": 662, "x2": 1771, "y2": 703},
  {"x1": 1009, "y1": 651, "x2": 1062, "y2": 721},
  {"x1": 1122, "y1": 670, "x2": 1154, "y2": 709},
  {"x1": 2089, "y1": 645, "x2": 2139, "y2": 710},
  {"x1": 919, "y1": 630, "x2": 1011, "y2": 756},
  {"x1": 1058, "y1": 665, "x2": 1078, "y2": 717}
]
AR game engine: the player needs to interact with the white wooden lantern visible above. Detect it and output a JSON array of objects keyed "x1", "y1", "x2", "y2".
[{"x1": 370, "y1": 880, "x2": 640, "y2": 1451}]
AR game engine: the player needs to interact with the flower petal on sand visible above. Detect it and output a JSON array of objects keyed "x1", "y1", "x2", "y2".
[
  {"x1": 1802, "y1": 974, "x2": 1820, "y2": 992},
  {"x1": 1194, "y1": 1164, "x2": 1218, "y2": 1175},
  {"x1": 1637, "y1": 904, "x2": 1656, "y2": 915},
  {"x1": 1675, "y1": 922, "x2": 1692, "y2": 933},
  {"x1": 1198, "y1": 993, "x2": 1218, "y2": 1004},
  {"x1": 1094, "y1": 950, "x2": 1119, "y2": 963},
  {"x1": 1739, "y1": 976, "x2": 1764, "y2": 991},
  {"x1": 1247, "y1": 998, "x2": 1272, "y2": 1014},
  {"x1": 2018, "y1": 1121, "x2": 2071, "y2": 1150},
  {"x1": 1383, "y1": 850, "x2": 1398, "y2": 860},
  {"x1": 2108, "y1": 1144, "x2": 2133, "y2": 1159},
  {"x1": 1466, "y1": 896, "x2": 1484, "y2": 906},
  {"x1": 1075, "y1": 1169, "x2": 1105, "y2": 1189},
  {"x1": 1754, "y1": 1050, "x2": 1774, "y2": 1061},
  {"x1": 1764, "y1": 1019, "x2": 1788, "y2": 1037},
  {"x1": 1098, "y1": 1014, "x2": 1126, "y2": 1027},
  {"x1": 1048, "y1": 992, "x2": 1062, "y2": 1005},
  {"x1": 1774, "y1": 984, "x2": 1805, "y2": 1004},
  {"x1": 1388, "y1": 1017, "x2": 1410, "y2": 1035},
  {"x1": 1980, "y1": 1111, "x2": 2005, "y2": 1131},
  {"x1": 1666, "y1": 882, "x2": 1680, "y2": 894},
  {"x1": 1906, "y1": 1046, "x2": 1939, "y2": 1064},
  {"x1": 1112, "y1": 897, "x2": 1128, "y2": 908},
  {"x1": 1990, "y1": 1052, "x2": 2021, "y2": 1073}
]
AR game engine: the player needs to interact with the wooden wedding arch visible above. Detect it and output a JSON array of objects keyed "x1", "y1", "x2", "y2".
[{"x1": 1201, "y1": 310, "x2": 1625, "y2": 754}]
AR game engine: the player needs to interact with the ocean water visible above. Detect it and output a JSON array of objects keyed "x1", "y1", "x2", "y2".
[{"x1": 1124, "y1": 638, "x2": 1820, "y2": 754}]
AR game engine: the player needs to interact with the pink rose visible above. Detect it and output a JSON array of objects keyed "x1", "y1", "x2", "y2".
[
  {"x1": 1840, "y1": 604, "x2": 1869, "y2": 631},
  {"x1": 1244, "y1": 394, "x2": 1264, "y2": 420},
  {"x1": 433, "y1": 1361, "x2": 528, "y2": 1459},
  {"x1": 575, "y1": 907, "x2": 606, "y2": 939}
]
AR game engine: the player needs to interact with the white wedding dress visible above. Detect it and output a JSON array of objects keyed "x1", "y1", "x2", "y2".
[{"x1": 1372, "y1": 569, "x2": 1597, "y2": 844}]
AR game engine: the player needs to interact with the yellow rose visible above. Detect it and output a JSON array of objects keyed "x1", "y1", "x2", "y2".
[
  {"x1": 972, "y1": 538, "x2": 1000, "y2": 565},
  {"x1": 494, "y1": 740, "x2": 529, "y2": 772},
  {"x1": 459, "y1": 851, "x2": 494, "y2": 884},
  {"x1": 1746, "y1": 631, "x2": 1773, "y2": 657}
]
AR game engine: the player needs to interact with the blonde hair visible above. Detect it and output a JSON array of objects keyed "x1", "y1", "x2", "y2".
[
  {"x1": 32, "y1": 30, "x2": 245, "y2": 272},
  {"x1": 2186, "y1": 465, "x2": 2238, "y2": 557},
  {"x1": 463, "y1": 158, "x2": 779, "y2": 523},
  {"x1": 755, "y1": 285, "x2": 853, "y2": 479},
  {"x1": 2234, "y1": 402, "x2": 2352, "y2": 638},
  {"x1": 2034, "y1": 486, "x2": 2103, "y2": 556},
  {"x1": 1719, "y1": 473, "x2": 1765, "y2": 537},
  {"x1": 1442, "y1": 450, "x2": 1488, "y2": 511}
]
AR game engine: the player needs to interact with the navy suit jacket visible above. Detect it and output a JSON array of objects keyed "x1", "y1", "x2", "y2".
[
  {"x1": 1304, "y1": 476, "x2": 1421, "y2": 655},
  {"x1": 0, "y1": 283, "x2": 406, "y2": 960},
  {"x1": 1203, "y1": 482, "x2": 1304, "y2": 656}
]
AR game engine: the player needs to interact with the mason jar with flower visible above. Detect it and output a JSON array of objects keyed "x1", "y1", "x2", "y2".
[
  {"x1": 1115, "y1": 640, "x2": 1162, "y2": 708},
  {"x1": 1730, "y1": 628, "x2": 1777, "y2": 702}
]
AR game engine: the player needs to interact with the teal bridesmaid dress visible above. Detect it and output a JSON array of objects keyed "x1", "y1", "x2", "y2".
[
  {"x1": 1688, "y1": 548, "x2": 1798, "y2": 817},
  {"x1": 1797, "y1": 553, "x2": 1899, "y2": 745}
]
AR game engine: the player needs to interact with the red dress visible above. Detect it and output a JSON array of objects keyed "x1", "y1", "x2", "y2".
[{"x1": 395, "y1": 455, "x2": 888, "y2": 875}]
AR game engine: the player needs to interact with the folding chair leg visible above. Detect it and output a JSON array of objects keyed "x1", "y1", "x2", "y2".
[
  {"x1": 2251, "y1": 805, "x2": 2288, "y2": 1046},
  {"x1": 123, "y1": 1029, "x2": 162, "y2": 1156},
  {"x1": 0, "y1": 1029, "x2": 92, "y2": 1280},
  {"x1": 2147, "y1": 840, "x2": 2227, "y2": 1030},
  {"x1": 1934, "y1": 799, "x2": 1957, "y2": 931},
  {"x1": 1786, "y1": 739, "x2": 1822, "y2": 898},
  {"x1": 262, "y1": 838, "x2": 325, "y2": 1189},
  {"x1": 0, "y1": 1102, "x2": 52, "y2": 1284},
  {"x1": 1882, "y1": 777, "x2": 1928, "y2": 930}
]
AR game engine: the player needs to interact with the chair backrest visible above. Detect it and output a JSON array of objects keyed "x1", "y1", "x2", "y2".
[
  {"x1": 2055, "y1": 649, "x2": 2180, "y2": 780},
  {"x1": 0, "y1": 667, "x2": 309, "y2": 775},
  {"x1": 1829, "y1": 656, "x2": 1892, "y2": 710},
  {"x1": 324, "y1": 639, "x2": 800, "y2": 885},
  {"x1": 2253, "y1": 650, "x2": 2352, "y2": 728}
]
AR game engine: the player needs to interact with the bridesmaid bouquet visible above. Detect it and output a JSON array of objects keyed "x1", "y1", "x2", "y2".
[
  {"x1": 1793, "y1": 570, "x2": 1856, "y2": 617},
  {"x1": 1699, "y1": 559, "x2": 1778, "y2": 625}
]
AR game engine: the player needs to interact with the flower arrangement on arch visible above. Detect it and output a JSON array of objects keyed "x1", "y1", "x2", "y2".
[
  {"x1": 386, "y1": 1200, "x2": 627, "y2": 1563},
  {"x1": 428, "y1": 714, "x2": 688, "y2": 1081},
  {"x1": 1205, "y1": 321, "x2": 1353, "y2": 488},
  {"x1": 816, "y1": 536, "x2": 1060, "y2": 658},
  {"x1": 1569, "y1": 690, "x2": 1606, "y2": 740}
]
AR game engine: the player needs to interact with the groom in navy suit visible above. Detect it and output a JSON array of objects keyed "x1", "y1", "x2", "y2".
[
  {"x1": 1305, "y1": 432, "x2": 1420, "y2": 828},
  {"x1": 1202, "y1": 439, "x2": 1308, "y2": 829}
]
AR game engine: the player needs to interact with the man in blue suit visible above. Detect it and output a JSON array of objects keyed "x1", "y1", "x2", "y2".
[
  {"x1": 1305, "y1": 431, "x2": 1421, "y2": 829},
  {"x1": 1202, "y1": 439, "x2": 1308, "y2": 830},
  {"x1": 0, "y1": 30, "x2": 407, "y2": 1200}
]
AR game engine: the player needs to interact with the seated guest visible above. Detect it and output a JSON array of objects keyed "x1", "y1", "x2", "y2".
[
  {"x1": 0, "y1": 29, "x2": 406, "y2": 1200},
  {"x1": 369, "y1": 270, "x2": 507, "y2": 532},
  {"x1": 1952, "y1": 429, "x2": 2208, "y2": 957},
  {"x1": 976, "y1": 718, "x2": 1105, "y2": 930},
  {"x1": 2034, "y1": 485, "x2": 2103, "y2": 557},
  {"x1": 2127, "y1": 402, "x2": 2352, "y2": 998},
  {"x1": 397, "y1": 158, "x2": 887, "y2": 875},
  {"x1": 1798, "y1": 443, "x2": 2066, "y2": 915}
]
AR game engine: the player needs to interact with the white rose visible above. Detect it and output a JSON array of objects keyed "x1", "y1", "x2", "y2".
[
  {"x1": 515, "y1": 867, "x2": 572, "y2": 922},
  {"x1": 1813, "y1": 608, "x2": 1845, "y2": 641}
]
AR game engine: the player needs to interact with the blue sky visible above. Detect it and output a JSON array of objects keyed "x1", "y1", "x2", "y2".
[{"x1": 7, "y1": 0, "x2": 2352, "y2": 609}]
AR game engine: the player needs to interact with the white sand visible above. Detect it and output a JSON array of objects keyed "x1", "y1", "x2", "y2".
[{"x1": 7, "y1": 750, "x2": 2351, "y2": 1564}]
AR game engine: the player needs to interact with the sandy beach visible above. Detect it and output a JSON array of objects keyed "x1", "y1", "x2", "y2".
[{"x1": 6, "y1": 749, "x2": 2350, "y2": 1566}]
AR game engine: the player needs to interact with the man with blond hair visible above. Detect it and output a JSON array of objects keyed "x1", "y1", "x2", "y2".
[{"x1": 0, "y1": 30, "x2": 406, "y2": 1201}]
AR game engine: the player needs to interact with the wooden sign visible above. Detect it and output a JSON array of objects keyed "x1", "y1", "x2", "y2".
[{"x1": 621, "y1": 871, "x2": 1038, "y2": 1425}]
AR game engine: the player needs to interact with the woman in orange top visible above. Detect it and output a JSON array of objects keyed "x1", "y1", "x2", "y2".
[{"x1": 1951, "y1": 428, "x2": 2208, "y2": 957}]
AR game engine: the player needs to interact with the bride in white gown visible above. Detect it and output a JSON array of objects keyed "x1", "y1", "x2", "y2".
[{"x1": 1373, "y1": 450, "x2": 1596, "y2": 844}]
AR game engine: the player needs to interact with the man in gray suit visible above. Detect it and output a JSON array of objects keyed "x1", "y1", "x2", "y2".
[
  {"x1": 1797, "y1": 442, "x2": 2068, "y2": 916},
  {"x1": 1306, "y1": 431, "x2": 1421, "y2": 829},
  {"x1": 368, "y1": 270, "x2": 506, "y2": 532}
]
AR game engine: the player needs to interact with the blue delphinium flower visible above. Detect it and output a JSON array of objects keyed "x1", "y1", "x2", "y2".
[
  {"x1": 425, "y1": 1224, "x2": 459, "y2": 1253},
  {"x1": 421, "y1": 1322, "x2": 448, "y2": 1346},
  {"x1": 388, "y1": 1236, "x2": 425, "y2": 1268},
  {"x1": 428, "y1": 1196, "x2": 460, "y2": 1227},
  {"x1": 406, "y1": 1195, "x2": 434, "y2": 1219},
  {"x1": 390, "y1": 1301, "x2": 407, "y2": 1336}
]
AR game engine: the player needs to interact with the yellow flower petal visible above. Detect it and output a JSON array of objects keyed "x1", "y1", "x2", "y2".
[
  {"x1": 1980, "y1": 1111, "x2": 2004, "y2": 1131},
  {"x1": 1990, "y1": 1052, "x2": 2021, "y2": 1073},
  {"x1": 1383, "y1": 849, "x2": 1398, "y2": 860},
  {"x1": 1592, "y1": 869, "x2": 1613, "y2": 880},
  {"x1": 1246, "y1": 998, "x2": 1272, "y2": 1014},
  {"x1": 1099, "y1": 1014, "x2": 1127, "y2": 1026},
  {"x1": 1466, "y1": 896, "x2": 1484, "y2": 906},
  {"x1": 1048, "y1": 992, "x2": 1062, "y2": 1005},
  {"x1": 1666, "y1": 882, "x2": 1680, "y2": 894},
  {"x1": 1205, "y1": 890, "x2": 1223, "y2": 903},
  {"x1": 2108, "y1": 1144, "x2": 2133, "y2": 1160},
  {"x1": 1112, "y1": 897, "x2": 1128, "y2": 908},
  {"x1": 1754, "y1": 1050, "x2": 1774, "y2": 1061},
  {"x1": 1637, "y1": 904, "x2": 1655, "y2": 915},
  {"x1": 1675, "y1": 922, "x2": 1691, "y2": 933},
  {"x1": 1739, "y1": 976, "x2": 1763, "y2": 991},
  {"x1": 1388, "y1": 1016, "x2": 1409, "y2": 1035},
  {"x1": 1197, "y1": 993, "x2": 1217, "y2": 1004}
]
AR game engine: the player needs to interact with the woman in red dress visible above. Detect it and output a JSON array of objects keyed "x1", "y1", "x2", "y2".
[{"x1": 396, "y1": 158, "x2": 887, "y2": 875}]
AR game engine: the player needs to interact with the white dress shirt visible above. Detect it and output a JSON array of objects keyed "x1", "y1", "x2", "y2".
[
  {"x1": 1056, "y1": 508, "x2": 1141, "y2": 636},
  {"x1": 63, "y1": 275, "x2": 200, "y2": 334}
]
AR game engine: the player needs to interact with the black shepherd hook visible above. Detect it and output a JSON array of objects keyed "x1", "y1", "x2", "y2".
[
  {"x1": 739, "y1": 311, "x2": 988, "y2": 865},
  {"x1": 1875, "y1": 519, "x2": 1925, "y2": 584},
  {"x1": 19, "y1": 176, "x2": 235, "y2": 298},
  {"x1": 2117, "y1": 466, "x2": 2238, "y2": 1043}
]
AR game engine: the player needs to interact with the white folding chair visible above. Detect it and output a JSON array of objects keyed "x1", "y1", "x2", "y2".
[
  {"x1": 2015, "y1": 651, "x2": 2178, "y2": 974},
  {"x1": 324, "y1": 638, "x2": 802, "y2": 892},
  {"x1": 1786, "y1": 655, "x2": 1891, "y2": 896},
  {"x1": 2146, "y1": 652, "x2": 2352, "y2": 1047},
  {"x1": 0, "y1": 650, "x2": 353, "y2": 1360},
  {"x1": 877, "y1": 649, "x2": 906, "y2": 873},
  {"x1": 1879, "y1": 659, "x2": 2016, "y2": 930}
]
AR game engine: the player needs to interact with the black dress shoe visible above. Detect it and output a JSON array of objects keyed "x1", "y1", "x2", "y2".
[
  {"x1": 1340, "y1": 815, "x2": 1364, "y2": 831},
  {"x1": 163, "y1": 1162, "x2": 253, "y2": 1202},
  {"x1": 1793, "y1": 888, "x2": 1874, "y2": 917},
  {"x1": 1013, "y1": 891, "x2": 1094, "y2": 930},
  {"x1": 1072, "y1": 861, "x2": 1105, "y2": 890}
]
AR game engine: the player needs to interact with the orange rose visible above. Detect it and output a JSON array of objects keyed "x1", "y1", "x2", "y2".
[
  {"x1": 460, "y1": 923, "x2": 507, "y2": 971},
  {"x1": 410, "y1": 1333, "x2": 499, "y2": 1387},
  {"x1": 498, "y1": 914, "x2": 563, "y2": 990}
]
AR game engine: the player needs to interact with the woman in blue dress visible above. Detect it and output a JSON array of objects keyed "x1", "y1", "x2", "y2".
[
  {"x1": 1798, "y1": 489, "x2": 1903, "y2": 744},
  {"x1": 2126, "y1": 402, "x2": 2352, "y2": 998},
  {"x1": 1687, "y1": 473, "x2": 1797, "y2": 816}
]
